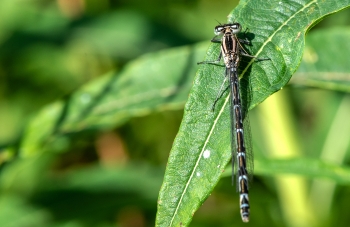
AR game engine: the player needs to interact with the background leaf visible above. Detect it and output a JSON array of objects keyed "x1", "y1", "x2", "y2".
[
  {"x1": 291, "y1": 28, "x2": 350, "y2": 91},
  {"x1": 18, "y1": 44, "x2": 206, "y2": 157},
  {"x1": 221, "y1": 158, "x2": 350, "y2": 185}
]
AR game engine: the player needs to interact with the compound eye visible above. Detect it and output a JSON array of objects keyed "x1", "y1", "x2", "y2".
[
  {"x1": 230, "y1": 23, "x2": 241, "y2": 34},
  {"x1": 214, "y1": 26, "x2": 224, "y2": 35}
]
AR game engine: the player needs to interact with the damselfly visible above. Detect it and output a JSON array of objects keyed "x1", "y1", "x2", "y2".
[{"x1": 198, "y1": 22, "x2": 269, "y2": 222}]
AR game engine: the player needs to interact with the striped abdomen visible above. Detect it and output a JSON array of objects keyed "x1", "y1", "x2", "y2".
[{"x1": 228, "y1": 66, "x2": 250, "y2": 222}]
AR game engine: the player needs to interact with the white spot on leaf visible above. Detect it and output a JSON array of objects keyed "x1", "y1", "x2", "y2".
[{"x1": 203, "y1": 149, "x2": 211, "y2": 159}]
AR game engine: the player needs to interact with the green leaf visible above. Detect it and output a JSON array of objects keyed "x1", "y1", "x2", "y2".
[
  {"x1": 291, "y1": 27, "x2": 350, "y2": 91},
  {"x1": 0, "y1": 161, "x2": 163, "y2": 227},
  {"x1": 256, "y1": 158, "x2": 350, "y2": 184},
  {"x1": 221, "y1": 158, "x2": 350, "y2": 185},
  {"x1": 18, "y1": 43, "x2": 207, "y2": 157},
  {"x1": 156, "y1": 1, "x2": 350, "y2": 227}
]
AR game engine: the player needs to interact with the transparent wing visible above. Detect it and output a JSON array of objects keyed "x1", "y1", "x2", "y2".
[
  {"x1": 242, "y1": 113, "x2": 254, "y2": 183},
  {"x1": 239, "y1": 67, "x2": 254, "y2": 184}
]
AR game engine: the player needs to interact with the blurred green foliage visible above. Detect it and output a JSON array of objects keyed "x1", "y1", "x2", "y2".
[{"x1": 0, "y1": 0, "x2": 350, "y2": 227}]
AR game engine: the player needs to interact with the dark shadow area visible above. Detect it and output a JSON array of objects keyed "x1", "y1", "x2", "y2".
[{"x1": 29, "y1": 189, "x2": 157, "y2": 226}]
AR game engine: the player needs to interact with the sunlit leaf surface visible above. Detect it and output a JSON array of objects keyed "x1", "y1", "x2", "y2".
[{"x1": 156, "y1": 1, "x2": 350, "y2": 227}]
